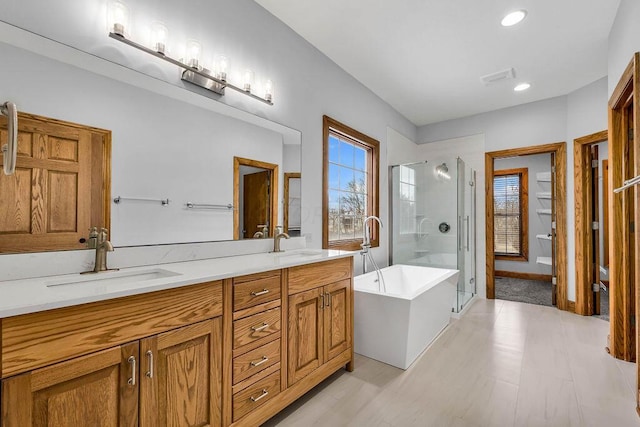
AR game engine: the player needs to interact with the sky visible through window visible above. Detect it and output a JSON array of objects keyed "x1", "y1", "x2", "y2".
[{"x1": 328, "y1": 133, "x2": 368, "y2": 242}]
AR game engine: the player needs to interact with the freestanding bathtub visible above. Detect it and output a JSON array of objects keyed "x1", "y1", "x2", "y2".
[{"x1": 354, "y1": 264, "x2": 459, "y2": 369}]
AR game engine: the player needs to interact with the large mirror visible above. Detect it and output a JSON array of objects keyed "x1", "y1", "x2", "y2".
[{"x1": 0, "y1": 22, "x2": 301, "y2": 251}]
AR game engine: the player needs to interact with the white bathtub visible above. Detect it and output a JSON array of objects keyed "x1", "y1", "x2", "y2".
[
  {"x1": 354, "y1": 264, "x2": 459, "y2": 369},
  {"x1": 408, "y1": 252, "x2": 458, "y2": 270}
]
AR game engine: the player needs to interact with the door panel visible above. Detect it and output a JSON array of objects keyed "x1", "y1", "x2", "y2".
[
  {"x1": 323, "y1": 280, "x2": 352, "y2": 362},
  {"x1": 140, "y1": 318, "x2": 222, "y2": 427},
  {"x1": 590, "y1": 145, "x2": 601, "y2": 314},
  {"x1": 1, "y1": 343, "x2": 139, "y2": 427},
  {"x1": 243, "y1": 171, "x2": 270, "y2": 238},
  {"x1": 0, "y1": 114, "x2": 103, "y2": 253},
  {"x1": 551, "y1": 153, "x2": 557, "y2": 306},
  {"x1": 288, "y1": 288, "x2": 323, "y2": 387}
]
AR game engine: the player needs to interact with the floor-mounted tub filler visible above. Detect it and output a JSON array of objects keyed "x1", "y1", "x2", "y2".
[{"x1": 354, "y1": 264, "x2": 459, "y2": 370}]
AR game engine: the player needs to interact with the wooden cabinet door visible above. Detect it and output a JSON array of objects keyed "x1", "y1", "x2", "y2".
[
  {"x1": 1, "y1": 342, "x2": 139, "y2": 427},
  {"x1": 323, "y1": 279, "x2": 352, "y2": 362},
  {"x1": 140, "y1": 318, "x2": 222, "y2": 427},
  {"x1": 287, "y1": 287, "x2": 324, "y2": 387}
]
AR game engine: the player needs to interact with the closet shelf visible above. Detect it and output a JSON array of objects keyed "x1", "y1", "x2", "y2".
[
  {"x1": 536, "y1": 172, "x2": 551, "y2": 182},
  {"x1": 536, "y1": 234, "x2": 552, "y2": 241},
  {"x1": 536, "y1": 208, "x2": 552, "y2": 215},
  {"x1": 536, "y1": 192, "x2": 552, "y2": 199},
  {"x1": 536, "y1": 256, "x2": 552, "y2": 266}
]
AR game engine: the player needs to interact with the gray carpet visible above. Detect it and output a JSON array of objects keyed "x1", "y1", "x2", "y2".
[
  {"x1": 495, "y1": 276, "x2": 553, "y2": 307},
  {"x1": 495, "y1": 276, "x2": 610, "y2": 322}
]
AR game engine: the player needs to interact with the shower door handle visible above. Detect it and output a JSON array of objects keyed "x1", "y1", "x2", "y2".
[
  {"x1": 458, "y1": 216, "x2": 462, "y2": 251},
  {"x1": 465, "y1": 216, "x2": 470, "y2": 251}
]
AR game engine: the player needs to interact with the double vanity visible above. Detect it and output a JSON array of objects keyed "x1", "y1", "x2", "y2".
[{"x1": 0, "y1": 249, "x2": 355, "y2": 426}]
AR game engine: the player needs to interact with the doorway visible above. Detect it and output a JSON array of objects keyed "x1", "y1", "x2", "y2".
[
  {"x1": 485, "y1": 142, "x2": 569, "y2": 311},
  {"x1": 233, "y1": 157, "x2": 279, "y2": 239},
  {"x1": 574, "y1": 130, "x2": 609, "y2": 319}
]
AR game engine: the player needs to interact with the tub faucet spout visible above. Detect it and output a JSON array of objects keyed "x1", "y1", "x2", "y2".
[{"x1": 362, "y1": 215, "x2": 383, "y2": 248}]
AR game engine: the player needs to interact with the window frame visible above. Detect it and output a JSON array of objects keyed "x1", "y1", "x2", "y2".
[
  {"x1": 493, "y1": 167, "x2": 529, "y2": 261},
  {"x1": 322, "y1": 115, "x2": 379, "y2": 251}
]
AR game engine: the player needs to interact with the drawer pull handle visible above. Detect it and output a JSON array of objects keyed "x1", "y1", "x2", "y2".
[
  {"x1": 250, "y1": 389, "x2": 269, "y2": 402},
  {"x1": 325, "y1": 292, "x2": 331, "y2": 307},
  {"x1": 127, "y1": 356, "x2": 136, "y2": 386},
  {"x1": 251, "y1": 289, "x2": 270, "y2": 297},
  {"x1": 251, "y1": 322, "x2": 269, "y2": 332},
  {"x1": 250, "y1": 356, "x2": 269, "y2": 367},
  {"x1": 146, "y1": 350, "x2": 154, "y2": 379}
]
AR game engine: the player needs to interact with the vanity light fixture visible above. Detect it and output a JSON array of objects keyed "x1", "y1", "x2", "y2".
[
  {"x1": 501, "y1": 10, "x2": 527, "y2": 27},
  {"x1": 108, "y1": 0, "x2": 130, "y2": 37},
  {"x1": 107, "y1": 2, "x2": 273, "y2": 105},
  {"x1": 150, "y1": 22, "x2": 169, "y2": 55},
  {"x1": 514, "y1": 82, "x2": 531, "y2": 92}
]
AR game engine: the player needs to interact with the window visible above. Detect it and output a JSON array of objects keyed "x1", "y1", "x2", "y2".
[
  {"x1": 323, "y1": 115, "x2": 379, "y2": 250},
  {"x1": 398, "y1": 165, "x2": 417, "y2": 234},
  {"x1": 493, "y1": 168, "x2": 528, "y2": 260}
]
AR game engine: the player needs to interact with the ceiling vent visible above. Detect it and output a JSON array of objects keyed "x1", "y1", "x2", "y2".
[{"x1": 480, "y1": 68, "x2": 516, "y2": 86}]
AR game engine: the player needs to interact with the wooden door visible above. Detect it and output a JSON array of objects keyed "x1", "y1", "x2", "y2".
[
  {"x1": 323, "y1": 279, "x2": 352, "y2": 362},
  {"x1": 140, "y1": 318, "x2": 222, "y2": 427},
  {"x1": 287, "y1": 287, "x2": 324, "y2": 387},
  {"x1": 0, "y1": 113, "x2": 108, "y2": 253},
  {"x1": 551, "y1": 152, "x2": 558, "y2": 306},
  {"x1": 590, "y1": 146, "x2": 601, "y2": 314},
  {"x1": 243, "y1": 171, "x2": 270, "y2": 238},
  {"x1": 1, "y1": 342, "x2": 139, "y2": 427}
]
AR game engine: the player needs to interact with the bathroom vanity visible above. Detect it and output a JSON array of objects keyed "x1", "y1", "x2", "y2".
[{"x1": 0, "y1": 250, "x2": 354, "y2": 426}]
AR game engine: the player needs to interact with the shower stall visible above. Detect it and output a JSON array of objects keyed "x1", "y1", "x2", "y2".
[{"x1": 390, "y1": 157, "x2": 477, "y2": 313}]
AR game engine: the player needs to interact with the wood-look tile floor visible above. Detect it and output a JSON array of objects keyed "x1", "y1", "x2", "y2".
[{"x1": 263, "y1": 298, "x2": 638, "y2": 426}]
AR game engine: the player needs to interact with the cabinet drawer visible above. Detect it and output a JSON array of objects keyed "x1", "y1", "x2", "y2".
[
  {"x1": 288, "y1": 257, "x2": 352, "y2": 295},
  {"x1": 234, "y1": 274, "x2": 281, "y2": 311},
  {"x1": 233, "y1": 339, "x2": 280, "y2": 385},
  {"x1": 233, "y1": 307, "x2": 281, "y2": 350},
  {"x1": 233, "y1": 371, "x2": 281, "y2": 422}
]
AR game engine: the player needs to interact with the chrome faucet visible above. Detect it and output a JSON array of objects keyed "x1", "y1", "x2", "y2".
[
  {"x1": 83, "y1": 227, "x2": 116, "y2": 274},
  {"x1": 361, "y1": 215, "x2": 383, "y2": 249},
  {"x1": 273, "y1": 226, "x2": 290, "y2": 253}
]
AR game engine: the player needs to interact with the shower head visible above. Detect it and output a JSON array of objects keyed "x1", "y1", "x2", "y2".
[{"x1": 435, "y1": 163, "x2": 450, "y2": 180}]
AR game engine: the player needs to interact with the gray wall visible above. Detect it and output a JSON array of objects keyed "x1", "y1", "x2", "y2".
[
  {"x1": 608, "y1": 0, "x2": 640, "y2": 97},
  {"x1": 494, "y1": 153, "x2": 552, "y2": 276},
  {"x1": 417, "y1": 77, "x2": 609, "y2": 302},
  {"x1": 0, "y1": 0, "x2": 418, "y2": 272}
]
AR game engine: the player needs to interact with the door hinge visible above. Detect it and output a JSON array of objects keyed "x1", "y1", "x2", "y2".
[
  {"x1": 592, "y1": 159, "x2": 598, "y2": 168},
  {"x1": 551, "y1": 221, "x2": 556, "y2": 230},
  {"x1": 592, "y1": 283, "x2": 600, "y2": 292},
  {"x1": 552, "y1": 276, "x2": 557, "y2": 285},
  {"x1": 551, "y1": 166, "x2": 556, "y2": 173},
  {"x1": 592, "y1": 222, "x2": 599, "y2": 230}
]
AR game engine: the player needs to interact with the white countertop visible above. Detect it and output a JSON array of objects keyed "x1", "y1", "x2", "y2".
[{"x1": 0, "y1": 249, "x2": 355, "y2": 318}]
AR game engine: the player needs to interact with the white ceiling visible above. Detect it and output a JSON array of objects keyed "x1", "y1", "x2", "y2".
[{"x1": 255, "y1": 0, "x2": 620, "y2": 127}]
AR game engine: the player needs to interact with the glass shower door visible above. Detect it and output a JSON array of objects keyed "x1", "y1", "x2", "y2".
[{"x1": 457, "y1": 158, "x2": 476, "y2": 312}]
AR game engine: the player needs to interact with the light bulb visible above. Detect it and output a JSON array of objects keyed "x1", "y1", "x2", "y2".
[
  {"x1": 243, "y1": 69, "x2": 254, "y2": 92},
  {"x1": 514, "y1": 82, "x2": 531, "y2": 92},
  {"x1": 186, "y1": 40, "x2": 202, "y2": 68},
  {"x1": 215, "y1": 55, "x2": 229, "y2": 81},
  {"x1": 501, "y1": 10, "x2": 527, "y2": 27},
  {"x1": 150, "y1": 22, "x2": 168, "y2": 55},
  {"x1": 265, "y1": 79, "x2": 274, "y2": 102},
  {"x1": 108, "y1": 0, "x2": 130, "y2": 36}
]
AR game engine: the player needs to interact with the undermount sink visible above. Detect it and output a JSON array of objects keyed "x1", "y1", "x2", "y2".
[
  {"x1": 45, "y1": 268, "x2": 181, "y2": 289},
  {"x1": 273, "y1": 250, "x2": 323, "y2": 258}
]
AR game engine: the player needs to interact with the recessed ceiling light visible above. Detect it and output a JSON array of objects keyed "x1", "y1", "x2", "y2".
[
  {"x1": 501, "y1": 10, "x2": 527, "y2": 27},
  {"x1": 514, "y1": 83, "x2": 531, "y2": 92}
]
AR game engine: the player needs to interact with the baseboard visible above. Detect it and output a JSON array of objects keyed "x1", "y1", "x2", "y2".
[{"x1": 495, "y1": 270, "x2": 552, "y2": 282}]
